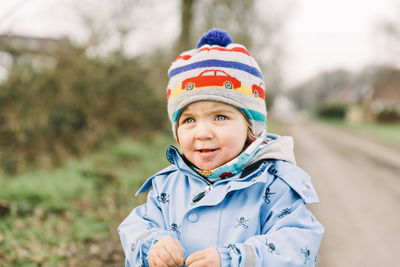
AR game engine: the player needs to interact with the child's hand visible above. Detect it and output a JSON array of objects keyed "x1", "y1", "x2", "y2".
[
  {"x1": 148, "y1": 236, "x2": 184, "y2": 267},
  {"x1": 185, "y1": 247, "x2": 220, "y2": 267}
]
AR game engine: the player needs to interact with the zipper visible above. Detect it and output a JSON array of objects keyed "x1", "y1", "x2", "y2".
[
  {"x1": 190, "y1": 162, "x2": 270, "y2": 203},
  {"x1": 192, "y1": 184, "x2": 213, "y2": 203}
]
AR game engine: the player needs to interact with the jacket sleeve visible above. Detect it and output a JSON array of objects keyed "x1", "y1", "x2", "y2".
[
  {"x1": 217, "y1": 164, "x2": 324, "y2": 267},
  {"x1": 118, "y1": 179, "x2": 178, "y2": 267}
]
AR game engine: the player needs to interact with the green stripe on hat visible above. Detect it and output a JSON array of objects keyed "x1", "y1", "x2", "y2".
[
  {"x1": 172, "y1": 107, "x2": 184, "y2": 123},
  {"x1": 239, "y1": 108, "x2": 266, "y2": 123}
]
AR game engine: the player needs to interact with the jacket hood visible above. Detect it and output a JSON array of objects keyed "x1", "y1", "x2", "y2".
[{"x1": 248, "y1": 133, "x2": 296, "y2": 166}]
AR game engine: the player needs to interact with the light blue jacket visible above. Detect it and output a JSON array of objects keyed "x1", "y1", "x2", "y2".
[{"x1": 119, "y1": 136, "x2": 324, "y2": 267}]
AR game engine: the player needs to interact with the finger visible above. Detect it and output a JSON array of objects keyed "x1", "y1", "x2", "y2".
[
  {"x1": 187, "y1": 257, "x2": 220, "y2": 267},
  {"x1": 165, "y1": 239, "x2": 185, "y2": 266},
  {"x1": 186, "y1": 258, "x2": 208, "y2": 267},
  {"x1": 157, "y1": 246, "x2": 177, "y2": 267},
  {"x1": 148, "y1": 247, "x2": 159, "y2": 267},
  {"x1": 149, "y1": 252, "x2": 164, "y2": 267},
  {"x1": 149, "y1": 242, "x2": 172, "y2": 267},
  {"x1": 186, "y1": 247, "x2": 220, "y2": 267},
  {"x1": 185, "y1": 251, "x2": 205, "y2": 266}
]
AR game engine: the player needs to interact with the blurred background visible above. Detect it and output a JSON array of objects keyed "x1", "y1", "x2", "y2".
[{"x1": 0, "y1": 0, "x2": 399, "y2": 266}]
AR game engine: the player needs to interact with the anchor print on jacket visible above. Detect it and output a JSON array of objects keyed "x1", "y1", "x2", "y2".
[
  {"x1": 278, "y1": 206, "x2": 292, "y2": 218},
  {"x1": 263, "y1": 187, "x2": 275, "y2": 204}
]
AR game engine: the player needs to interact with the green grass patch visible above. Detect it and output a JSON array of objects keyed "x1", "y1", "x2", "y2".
[
  {"x1": 0, "y1": 134, "x2": 175, "y2": 265},
  {"x1": 0, "y1": 161, "x2": 94, "y2": 215}
]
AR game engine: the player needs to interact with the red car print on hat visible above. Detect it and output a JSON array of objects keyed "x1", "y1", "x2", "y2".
[
  {"x1": 252, "y1": 82, "x2": 265, "y2": 99},
  {"x1": 181, "y1": 70, "x2": 241, "y2": 90}
]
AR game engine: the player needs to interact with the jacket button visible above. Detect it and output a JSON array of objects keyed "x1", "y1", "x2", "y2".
[{"x1": 188, "y1": 212, "x2": 199, "y2": 222}]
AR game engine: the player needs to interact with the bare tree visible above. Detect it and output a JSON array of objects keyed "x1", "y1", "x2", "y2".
[
  {"x1": 177, "y1": 0, "x2": 195, "y2": 52},
  {"x1": 375, "y1": 3, "x2": 400, "y2": 66},
  {"x1": 73, "y1": 0, "x2": 141, "y2": 57}
]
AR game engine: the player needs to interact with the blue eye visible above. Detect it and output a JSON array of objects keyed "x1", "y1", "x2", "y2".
[
  {"x1": 184, "y1": 118, "x2": 195, "y2": 124},
  {"x1": 216, "y1": 115, "x2": 227, "y2": 121}
]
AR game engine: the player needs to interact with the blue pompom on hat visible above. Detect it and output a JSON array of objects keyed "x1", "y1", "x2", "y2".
[
  {"x1": 167, "y1": 29, "x2": 267, "y2": 138},
  {"x1": 196, "y1": 28, "x2": 233, "y2": 48}
]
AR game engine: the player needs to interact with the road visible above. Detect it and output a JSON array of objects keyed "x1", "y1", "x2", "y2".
[{"x1": 285, "y1": 121, "x2": 400, "y2": 267}]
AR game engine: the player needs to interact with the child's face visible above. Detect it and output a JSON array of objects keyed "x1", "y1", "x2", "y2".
[{"x1": 177, "y1": 101, "x2": 248, "y2": 170}]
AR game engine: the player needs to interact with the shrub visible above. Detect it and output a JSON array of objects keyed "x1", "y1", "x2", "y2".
[
  {"x1": 315, "y1": 103, "x2": 347, "y2": 119},
  {"x1": 0, "y1": 50, "x2": 169, "y2": 173}
]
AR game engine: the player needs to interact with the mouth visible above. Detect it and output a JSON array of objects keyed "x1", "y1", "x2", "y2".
[
  {"x1": 196, "y1": 148, "x2": 219, "y2": 159},
  {"x1": 198, "y1": 148, "x2": 217, "y2": 153}
]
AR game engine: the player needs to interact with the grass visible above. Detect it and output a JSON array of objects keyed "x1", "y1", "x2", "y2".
[
  {"x1": 321, "y1": 119, "x2": 400, "y2": 146},
  {"x1": 0, "y1": 134, "x2": 175, "y2": 266}
]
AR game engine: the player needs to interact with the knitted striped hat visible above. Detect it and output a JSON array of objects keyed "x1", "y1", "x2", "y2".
[{"x1": 167, "y1": 29, "x2": 267, "y2": 138}]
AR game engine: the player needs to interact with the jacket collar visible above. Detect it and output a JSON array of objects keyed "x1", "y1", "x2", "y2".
[
  {"x1": 136, "y1": 146, "x2": 271, "y2": 196},
  {"x1": 167, "y1": 145, "x2": 270, "y2": 181},
  {"x1": 166, "y1": 146, "x2": 206, "y2": 180}
]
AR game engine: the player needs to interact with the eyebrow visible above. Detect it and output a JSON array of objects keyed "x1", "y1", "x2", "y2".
[
  {"x1": 181, "y1": 107, "x2": 236, "y2": 117},
  {"x1": 210, "y1": 108, "x2": 236, "y2": 115}
]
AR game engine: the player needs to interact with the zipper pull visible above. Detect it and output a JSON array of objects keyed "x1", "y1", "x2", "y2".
[{"x1": 192, "y1": 185, "x2": 212, "y2": 203}]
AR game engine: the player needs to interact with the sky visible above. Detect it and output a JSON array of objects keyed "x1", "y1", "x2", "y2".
[
  {"x1": 283, "y1": 0, "x2": 399, "y2": 86},
  {"x1": 0, "y1": 0, "x2": 399, "y2": 87}
]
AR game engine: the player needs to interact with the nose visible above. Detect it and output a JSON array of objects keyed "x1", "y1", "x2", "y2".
[{"x1": 194, "y1": 121, "x2": 213, "y2": 140}]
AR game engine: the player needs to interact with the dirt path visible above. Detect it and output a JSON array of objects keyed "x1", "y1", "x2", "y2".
[{"x1": 286, "y1": 121, "x2": 400, "y2": 267}]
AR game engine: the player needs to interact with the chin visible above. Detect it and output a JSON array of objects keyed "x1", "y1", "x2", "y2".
[{"x1": 196, "y1": 163, "x2": 218, "y2": 170}]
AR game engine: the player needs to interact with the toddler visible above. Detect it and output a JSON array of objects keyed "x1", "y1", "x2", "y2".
[{"x1": 118, "y1": 29, "x2": 324, "y2": 267}]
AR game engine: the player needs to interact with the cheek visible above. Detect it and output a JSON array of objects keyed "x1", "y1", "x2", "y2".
[
  {"x1": 176, "y1": 128, "x2": 190, "y2": 149},
  {"x1": 234, "y1": 125, "x2": 249, "y2": 150},
  {"x1": 222, "y1": 128, "x2": 247, "y2": 151},
  {"x1": 176, "y1": 127, "x2": 183, "y2": 143}
]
